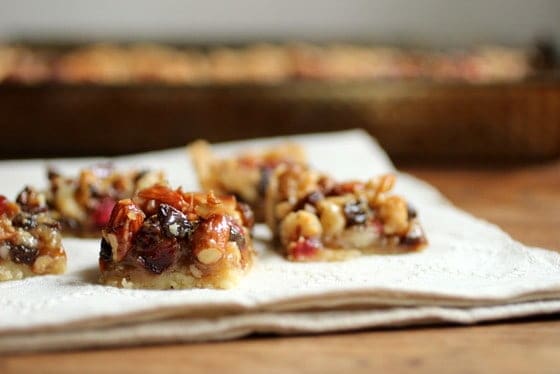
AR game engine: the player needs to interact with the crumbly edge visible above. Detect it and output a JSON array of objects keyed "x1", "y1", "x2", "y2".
[
  {"x1": 99, "y1": 264, "x2": 247, "y2": 290},
  {"x1": 0, "y1": 256, "x2": 66, "y2": 281}
]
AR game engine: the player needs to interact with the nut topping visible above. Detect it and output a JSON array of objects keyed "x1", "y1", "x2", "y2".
[{"x1": 197, "y1": 248, "x2": 223, "y2": 264}]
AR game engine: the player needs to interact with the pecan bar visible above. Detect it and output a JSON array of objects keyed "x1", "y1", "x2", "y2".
[
  {"x1": 188, "y1": 140, "x2": 307, "y2": 221},
  {"x1": 0, "y1": 187, "x2": 66, "y2": 281},
  {"x1": 47, "y1": 164, "x2": 166, "y2": 237},
  {"x1": 266, "y1": 165, "x2": 427, "y2": 261},
  {"x1": 99, "y1": 185, "x2": 255, "y2": 289}
]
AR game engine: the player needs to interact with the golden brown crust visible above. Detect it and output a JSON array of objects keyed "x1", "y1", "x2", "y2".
[{"x1": 188, "y1": 140, "x2": 307, "y2": 222}]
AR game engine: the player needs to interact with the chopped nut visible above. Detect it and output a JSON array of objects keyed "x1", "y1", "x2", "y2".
[
  {"x1": 378, "y1": 196, "x2": 409, "y2": 235},
  {"x1": 280, "y1": 210, "x2": 322, "y2": 245},
  {"x1": 197, "y1": 248, "x2": 223, "y2": 264},
  {"x1": 318, "y1": 200, "x2": 345, "y2": 237}
]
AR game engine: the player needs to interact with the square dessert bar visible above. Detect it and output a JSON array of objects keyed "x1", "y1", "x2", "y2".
[
  {"x1": 0, "y1": 187, "x2": 66, "y2": 281},
  {"x1": 99, "y1": 185, "x2": 255, "y2": 289},
  {"x1": 266, "y1": 164, "x2": 427, "y2": 261},
  {"x1": 188, "y1": 140, "x2": 307, "y2": 221},
  {"x1": 47, "y1": 164, "x2": 166, "y2": 236}
]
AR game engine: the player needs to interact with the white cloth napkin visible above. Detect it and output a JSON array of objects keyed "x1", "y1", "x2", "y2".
[{"x1": 1, "y1": 130, "x2": 560, "y2": 353}]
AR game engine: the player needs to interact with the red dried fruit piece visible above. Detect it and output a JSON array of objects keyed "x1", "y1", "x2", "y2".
[
  {"x1": 0, "y1": 195, "x2": 20, "y2": 218},
  {"x1": 92, "y1": 197, "x2": 116, "y2": 228},
  {"x1": 290, "y1": 238, "x2": 321, "y2": 260}
]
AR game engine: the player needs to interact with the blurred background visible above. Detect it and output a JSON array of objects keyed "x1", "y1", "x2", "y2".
[{"x1": 0, "y1": 0, "x2": 559, "y2": 160}]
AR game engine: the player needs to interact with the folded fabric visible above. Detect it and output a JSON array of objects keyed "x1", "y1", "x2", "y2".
[{"x1": 1, "y1": 130, "x2": 559, "y2": 353}]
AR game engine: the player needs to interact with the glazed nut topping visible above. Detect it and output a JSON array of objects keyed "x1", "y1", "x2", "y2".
[
  {"x1": 265, "y1": 166, "x2": 428, "y2": 260},
  {"x1": 280, "y1": 210, "x2": 322, "y2": 245},
  {"x1": 99, "y1": 185, "x2": 255, "y2": 289},
  {"x1": 317, "y1": 200, "x2": 346, "y2": 237},
  {"x1": 0, "y1": 189, "x2": 67, "y2": 280},
  {"x1": 378, "y1": 196, "x2": 409, "y2": 235},
  {"x1": 366, "y1": 174, "x2": 396, "y2": 205}
]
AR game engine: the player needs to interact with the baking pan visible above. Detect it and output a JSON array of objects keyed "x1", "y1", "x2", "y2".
[{"x1": 0, "y1": 43, "x2": 558, "y2": 161}]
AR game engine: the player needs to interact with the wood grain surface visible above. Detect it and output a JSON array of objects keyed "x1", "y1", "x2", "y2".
[{"x1": 1, "y1": 160, "x2": 560, "y2": 373}]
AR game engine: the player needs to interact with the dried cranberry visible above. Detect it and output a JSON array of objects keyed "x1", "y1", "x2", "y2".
[
  {"x1": 0, "y1": 196, "x2": 18, "y2": 218},
  {"x1": 16, "y1": 187, "x2": 47, "y2": 214},
  {"x1": 157, "y1": 203, "x2": 195, "y2": 239},
  {"x1": 99, "y1": 238, "x2": 113, "y2": 262},
  {"x1": 258, "y1": 166, "x2": 273, "y2": 197},
  {"x1": 344, "y1": 201, "x2": 368, "y2": 226},
  {"x1": 10, "y1": 245, "x2": 39, "y2": 265},
  {"x1": 290, "y1": 238, "x2": 321, "y2": 260},
  {"x1": 0, "y1": 196, "x2": 8, "y2": 214},
  {"x1": 12, "y1": 213, "x2": 37, "y2": 230},
  {"x1": 229, "y1": 223, "x2": 246, "y2": 250},
  {"x1": 91, "y1": 198, "x2": 116, "y2": 228}
]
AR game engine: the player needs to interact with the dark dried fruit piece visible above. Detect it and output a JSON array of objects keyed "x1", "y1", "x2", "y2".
[
  {"x1": 157, "y1": 203, "x2": 195, "y2": 239},
  {"x1": 138, "y1": 241, "x2": 178, "y2": 274},
  {"x1": 400, "y1": 224, "x2": 427, "y2": 247},
  {"x1": 99, "y1": 237, "x2": 112, "y2": 263},
  {"x1": 10, "y1": 244, "x2": 39, "y2": 265},
  {"x1": 293, "y1": 191, "x2": 324, "y2": 212},
  {"x1": 236, "y1": 202, "x2": 255, "y2": 229},
  {"x1": 344, "y1": 201, "x2": 368, "y2": 226},
  {"x1": 12, "y1": 213, "x2": 37, "y2": 230},
  {"x1": 229, "y1": 223, "x2": 246, "y2": 250},
  {"x1": 134, "y1": 218, "x2": 179, "y2": 274},
  {"x1": 258, "y1": 166, "x2": 273, "y2": 197},
  {"x1": 16, "y1": 186, "x2": 47, "y2": 214},
  {"x1": 407, "y1": 203, "x2": 418, "y2": 220}
]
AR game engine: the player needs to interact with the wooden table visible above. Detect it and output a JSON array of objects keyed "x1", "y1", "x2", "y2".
[{"x1": 2, "y1": 160, "x2": 560, "y2": 373}]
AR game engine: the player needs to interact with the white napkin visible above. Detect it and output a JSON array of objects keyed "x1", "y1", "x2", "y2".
[{"x1": 1, "y1": 130, "x2": 560, "y2": 353}]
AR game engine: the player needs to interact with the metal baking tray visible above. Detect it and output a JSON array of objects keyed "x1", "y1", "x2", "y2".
[{"x1": 0, "y1": 43, "x2": 558, "y2": 161}]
